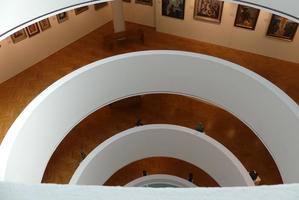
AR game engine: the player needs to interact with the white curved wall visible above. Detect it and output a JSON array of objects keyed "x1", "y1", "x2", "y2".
[
  {"x1": 70, "y1": 124, "x2": 253, "y2": 186},
  {"x1": 227, "y1": 0, "x2": 299, "y2": 22},
  {"x1": 125, "y1": 174, "x2": 197, "y2": 187},
  {"x1": 0, "y1": 0, "x2": 111, "y2": 41},
  {"x1": 0, "y1": 51, "x2": 298, "y2": 183},
  {"x1": 1, "y1": 0, "x2": 299, "y2": 41}
]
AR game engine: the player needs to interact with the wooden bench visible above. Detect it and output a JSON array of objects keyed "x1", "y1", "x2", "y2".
[{"x1": 104, "y1": 29, "x2": 144, "y2": 49}]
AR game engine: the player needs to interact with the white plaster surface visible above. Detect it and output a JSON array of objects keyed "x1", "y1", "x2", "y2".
[{"x1": 0, "y1": 51, "x2": 298, "y2": 184}]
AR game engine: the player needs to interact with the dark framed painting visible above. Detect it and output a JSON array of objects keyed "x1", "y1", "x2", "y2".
[
  {"x1": 162, "y1": 0, "x2": 185, "y2": 20},
  {"x1": 39, "y1": 18, "x2": 51, "y2": 31},
  {"x1": 56, "y1": 12, "x2": 69, "y2": 23},
  {"x1": 26, "y1": 23, "x2": 40, "y2": 37},
  {"x1": 123, "y1": 0, "x2": 131, "y2": 2},
  {"x1": 194, "y1": 0, "x2": 224, "y2": 23},
  {"x1": 94, "y1": 2, "x2": 108, "y2": 10},
  {"x1": 234, "y1": 5, "x2": 260, "y2": 30},
  {"x1": 135, "y1": 0, "x2": 152, "y2": 6},
  {"x1": 75, "y1": 6, "x2": 89, "y2": 15},
  {"x1": 10, "y1": 29, "x2": 27, "y2": 43},
  {"x1": 266, "y1": 14, "x2": 298, "y2": 41}
]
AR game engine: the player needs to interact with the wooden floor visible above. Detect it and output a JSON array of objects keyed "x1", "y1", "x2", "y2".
[{"x1": 1, "y1": 21, "x2": 298, "y2": 186}]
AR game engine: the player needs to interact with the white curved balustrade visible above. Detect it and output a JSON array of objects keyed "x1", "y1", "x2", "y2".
[
  {"x1": 0, "y1": 50, "x2": 298, "y2": 184},
  {"x1": 226, "y1": 0, "x2": 299, "y2": 22},
  {"x1": 0, "y1": 0, "x2": 111, "y2": 41},
  {"x1": 1, "y1": 0, "x2": 299, "y2": 41},
  {"x1": 70, "y1": 124, "x2": 253, "y2": 186},
  {"x1": 125, "y1": 174, "x2": 197, "y2": 187},
  {"x1": 1, "y1": 182, "x2": 299, "y2": 200}
]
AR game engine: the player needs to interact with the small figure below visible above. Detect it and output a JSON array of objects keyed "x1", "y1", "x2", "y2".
[
  {"x1": 196, "y1": 122, "x2": 204, "y2": 133},
  {"x1": 80, "y1": 151, "x2": 86, "y2": 160},
  {"x1": 142, "y1": 170, "x2": 147, "y2": 176},
  {"x1": 249, "y1": 170, "x2": 261, "y2": 185},
  {"x1": 188, "y1": 173, "x2": 194, "y2": 183},
  {"x1": 136, "y1": 119, "x2": 143, "y2": 126}
]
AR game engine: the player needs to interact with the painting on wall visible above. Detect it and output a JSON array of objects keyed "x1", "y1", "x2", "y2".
[
  {"x1": 123, "y1": 0, "x2": 131, "y2": 2},
  {"x1": 10, "y1": 29, "x2": 27, "y2": 44},
  {"x1": 56, "y1": 12, "x2": 69, "y2": 23},
  {"x1": 194, "y1": 0, "x2": 224, "y2": 23},
  {"x1": 162, "y1": 0, "x2": 185, "y2": 20},
  {"x1": 266, "y1": 14, "x2": 298, "y2": 41},
  {"x1": 135, "y1": 0, "x2": 152, "y2": 6},
  {"x1": 26, "y1": 23, "x2": 40, "y2": 37},
  {"x1": 234, "y1": 5, "x2": 260, "y2": 30},
  {"x1": 39, "y1": 18, "x2": 51, "y2": 31},
  {"x1": 94, "y1": 2, "x2": 108, "y2": 10},
  {"x1": 75, "y1": 6, "x2": 89, "y2": 15}
]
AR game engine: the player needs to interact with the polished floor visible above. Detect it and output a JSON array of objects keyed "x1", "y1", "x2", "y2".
[{"x1": 1, "y1": 21, "x2": 298, "y2": 186}]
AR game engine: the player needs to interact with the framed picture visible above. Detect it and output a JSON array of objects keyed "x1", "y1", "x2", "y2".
[
  {"x1": 75, "y1": 6, "x2": 89, "y2": 15},
  {"x1": 26, "y1": 23, "x2": 40, "y2": 37},
  {"x1": 123, "y1": 0, "x2": 131, "y2": 2},
  {"x1": 162, "y1": 0, "x2": 185, "y2": 20},
  {"x1": 39, "y1": 18, "x2": 51, "y2": 31},
  {"x1": 10, "y1": 29, "x2": 27, "y2": 43},
  {"x1": 135, "y1": 0, "x2": 152, "y2": 6},
  {"x1": 94, "y1": 2, "x2": 108, "y2": 10},
  {"x1": 56, "y1": 12, "x2": 69, "y2": 23},
  {"x1": 234, "y1": 5, "x2": 260, "y2": 30},
  {"x1": 266, "y1": 14, "x2": 298, "y2": 41},
  {"x1": 194, "y1": 0, "x2": 224, "y2": 23}
]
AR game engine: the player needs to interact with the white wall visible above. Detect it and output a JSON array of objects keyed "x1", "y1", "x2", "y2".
[
  {"x1": 0, "y1": 4, "x2": 112, "y2": 84},
  {"x1": 70, "y1": 124, "x2": 253, "y2": 186},
  {"x1": 0, "y1": 51, "x2": 298, "y2": 184},
  {"x1": 155, "y1": 1, "x2": 299, "y2": 63},
  {"x1": 122, "y1": 0, "x2": 155, "y2": 27}
]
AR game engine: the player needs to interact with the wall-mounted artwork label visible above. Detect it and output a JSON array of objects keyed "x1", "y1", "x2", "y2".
[
  {"x1": 26, "y1": 23, "x2": 40, "y2": 37},
  {"x1": 56, "y1": 12, "x2": 69, "y2": 24},
  {"x1": 135, "y1": 0, "x2": 153, "y2": 6},
  {"x1": 75, "y1": 6, "x2": 89, "y2": 15},
  {"x1": 194, "y1": 0, "x2": 223, "y2": 23},
  {"x1": 94, "y1": 2, "x2": 108, "y2": 10},
  {"x1": 10, "y1": 29, "x2": 27, "y2": 44},
  {"x1": 39, "y1": 18, "x2": 51, "y2": 31},
  {"x1": 266, "y1": 14, "x2": 298, "y2": 41},
  {"x1": 234, "y1": 5, "x2": 260, "y2": 30},
  {"x1": 162, "y1": 0, "x2": 186, "y2": 20}
]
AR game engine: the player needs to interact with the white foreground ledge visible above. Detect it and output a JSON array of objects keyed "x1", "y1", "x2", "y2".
[{"x1": 0, "y1": 182, "x2": 299, "y2": 200}]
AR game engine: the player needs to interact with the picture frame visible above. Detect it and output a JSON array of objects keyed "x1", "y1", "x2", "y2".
[
  {"x1": 26, "y1": 23, "x2": 40, "y2": 37},
  {"x1": 74, "y1": 6, "x2": 89, "y2": 15},
  {"x1": 94, "y1": 2, "x2": 108, "y2": 10},
  {"x1": 39, "y1": 18, "x2": 51, "y2": 31},
  {"x1": 135, "y1": 0, "x2": 152, "y2": 6},
  {"x1": 162, "y1": 0, "x2": 186, "y2": 20},
  {"x1": 10, "y1": 29, "x2": 27, "y2": 44},
  {"x1": 194, "y1": 0, "x2": 224, "y2": 23},
  {"x1": 56, "y1": 12, "x2": 69, "y2": 23},
  {"x1": 266, "y1": 14, "x2": 298, "y2": 41},
  {"x1": 234, "y1": 5, "x2": 260, "y2": 30}
]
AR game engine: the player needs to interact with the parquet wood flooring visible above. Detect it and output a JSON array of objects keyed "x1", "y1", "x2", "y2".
[{"x1": 0, "y1": 21, "x2": 298, "y2": 186}]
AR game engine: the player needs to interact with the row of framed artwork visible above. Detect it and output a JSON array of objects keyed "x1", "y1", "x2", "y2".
[
  {"x1": 161, "y1": 0, "x2": 298, "y2": 41},
  {"x1": 10, "y1": 2, "x2": 108, "y2": 44}
]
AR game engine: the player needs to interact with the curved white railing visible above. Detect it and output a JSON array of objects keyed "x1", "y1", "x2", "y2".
[
  {"x1": 1, "y1": 0, "x2": 299, "y2": 41},
  {"x1": 227, "y1": 0, "x2": 299, "y2": 22},
  {"x1": 125, "y1": 174, "x2": 197, "y2": 187},
  {"x1": 70, "y1": 124, "x2": 253, "y2": 186},
  {"x1": 1, "y1": 182, "x2": 299, "y2": 200},
  {"x1": 0, "y1": 51, "x2": 298, "y2": 183},
  {"x1": 0, "y1": 0, "x2": 112, "y2": 41}
]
